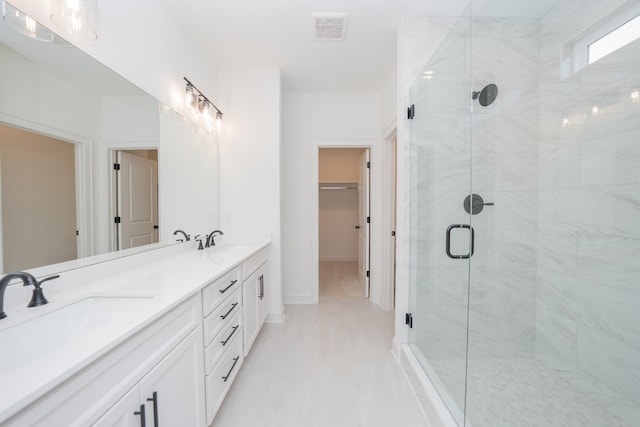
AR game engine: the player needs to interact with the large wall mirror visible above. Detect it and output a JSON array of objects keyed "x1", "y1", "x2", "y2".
[{"x1": 0, "y1": 4, "x2": 219, "y2": 275}]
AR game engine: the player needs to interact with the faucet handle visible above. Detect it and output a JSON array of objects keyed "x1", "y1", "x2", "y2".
[
  {"x1": 194, "y1": 236, "x2": 204, "y2": 250},
  {"x1": 26, "y1": 275, "x2": 60, "y2": 308}
]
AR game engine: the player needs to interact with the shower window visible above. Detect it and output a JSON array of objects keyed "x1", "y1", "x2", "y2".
[
  {"x1": 588, "y1": 12, "x2": 640, "y2": 63},
  {"x1": 562, "y1": 1, "x2": 640, "y2": 76}
]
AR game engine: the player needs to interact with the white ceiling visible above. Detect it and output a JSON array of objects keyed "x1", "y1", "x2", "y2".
[
  {"x1": 162, "y1": 0, "x2": 561, "y2": 93},
  {"x1": 162, "y1": 0, "x2": 472, "y2": 93}
]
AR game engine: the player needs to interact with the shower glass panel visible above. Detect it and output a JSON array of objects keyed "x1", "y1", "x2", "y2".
[
  {"x1": 407, "y1": 6, "x2": 473, "y2": 426},
  {"x1": 464, "y1": 0, "x2": 640, "y2": 425},
  {"x1": 409, "y1": 0, "x2": 640, "y2": 426}
]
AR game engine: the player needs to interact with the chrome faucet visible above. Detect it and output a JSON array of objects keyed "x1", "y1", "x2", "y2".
[
  {"x1": 206, "y1": 230, "x2": 224, "y2": 247},
  {"x1": 0, "y1": 272, "x2": 59, "y2": 319},
  {"x1": 173, "y1": 229, "x2": 190, "y2": 242}
]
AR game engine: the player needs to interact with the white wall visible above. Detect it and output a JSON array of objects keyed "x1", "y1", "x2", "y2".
[
  {"x1": 158, "y1": 110, "x2": 218, "y2": 242},
  {"x1": 217, "y1": 68, "x2": 283, "y2": 322},
  {"x1": 281, "y1": 93, "x2": 381, "y2": 304},
  {"x1": 380, "y1": 65, "x2": 398, "y2": 135}
]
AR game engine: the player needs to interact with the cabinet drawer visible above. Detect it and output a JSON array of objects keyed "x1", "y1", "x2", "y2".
[
  {"x1": 205, "y1": 331, "x2": 243, "y2": 424},
  {"x1": 204, "y1": 311, "x2": 242, "y2": 374},
  {"x1": 241, "y1": 246, "x2": 269, "y2": 280},
  {"x1": 203, "y1": 288, "x2": 241, "y2": 347},
  {"x1": 202, "y1": 267, "x2": 241, "y2": 316}
]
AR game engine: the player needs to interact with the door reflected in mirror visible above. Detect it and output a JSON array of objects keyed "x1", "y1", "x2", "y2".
[{"x1": 114, "y1": 150, "x2": 159, "y2": 250}]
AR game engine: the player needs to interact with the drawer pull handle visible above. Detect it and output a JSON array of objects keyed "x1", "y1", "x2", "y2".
[
  {"x1": 222, "y1": 356, "x2": 240, "y2": 382},
  {"x1": 220, "y1": 302, "x2": 238, "y2": 320},
  {"x1": 221, "y1": 325, "x2": 240, "y2": 345},
  {"x1": 146, "y1": 391, "x2": 159, "y2": 427},
  {"x1": 134, "y1": 404, "x2": 146, "y2": 427},
  {"x1": 219, "y1": 280, "x2": 238, "y2": 294}
]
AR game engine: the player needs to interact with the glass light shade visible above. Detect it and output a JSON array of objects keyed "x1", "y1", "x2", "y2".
[
  {"x1": 2, "y1": 2, "x2": 54, "y2": 42},
  {"x1": 198, "y1": 100, "x2": 214, "y2": 127},
  {"x1": 50, "y1": 0, "x2": 98, "y2": 40},
  {"x1": 185, "y1": 85, "x2": 198, "y2": 111}
]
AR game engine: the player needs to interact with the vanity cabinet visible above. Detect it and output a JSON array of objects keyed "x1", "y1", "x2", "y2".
[
  {"x1": 242, "y1": 248, "x2": 269, "y2": 355},
  {"x1": 201, "y1": 266, "x2": 244, "y2": 425},
  {"x1": 2, "y1": 295, "x2": 203, "y2": 427},
  {"x1": 0, "y1": 244, "x2": 273, "y2": 427},
  {"x1": 93, "y1": 326, "x2": 205, "y2": 427}
]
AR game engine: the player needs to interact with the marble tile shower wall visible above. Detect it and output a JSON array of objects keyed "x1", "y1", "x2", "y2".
[
  {"x1": 536, "y1": 0, "x2": 640, "y2": 402},
  {"x1": 466, "y1": 17, "x2": 540, "y2": 360}
]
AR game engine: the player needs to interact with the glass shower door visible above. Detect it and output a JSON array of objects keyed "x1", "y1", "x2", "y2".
[{"x1": 407, "y1": 7, "x2": 473, "y2": 426}]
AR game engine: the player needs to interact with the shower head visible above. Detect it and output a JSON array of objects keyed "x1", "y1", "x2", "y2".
[{"x1": 473, "y1": 84, "x2": 499, "y2": 106}]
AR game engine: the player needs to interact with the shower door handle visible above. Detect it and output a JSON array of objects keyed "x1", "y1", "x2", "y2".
[{"x1": 446, "y1": 224, "x2": 474, "y2": 259}]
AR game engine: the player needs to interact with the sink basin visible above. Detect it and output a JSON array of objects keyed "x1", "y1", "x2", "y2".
[{"x1": 0, "y1": 296, "x2": 154, "y2": 372}]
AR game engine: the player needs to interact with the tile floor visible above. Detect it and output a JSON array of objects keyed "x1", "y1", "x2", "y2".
[
  {"x1": 212, "y1": 262, "x2": 427, "y2": 427},
  {"x1": 418, "y1": 353, "x2": 638, "y2": 427}
]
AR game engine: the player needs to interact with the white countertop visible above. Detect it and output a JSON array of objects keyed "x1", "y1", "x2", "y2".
[{"x1": 0, "y1": 239, "x2": 269, "y2": 423}]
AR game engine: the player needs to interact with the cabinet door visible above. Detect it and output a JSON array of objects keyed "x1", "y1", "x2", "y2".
[
  {"x1": 256, "y1": 262, "x2": 269, "y2": 327},
  {"x1": 243, "y1": 269, "x2": 259, "y2": 355},
  {"x1": 92, "y1": 386, "x2": 141, "y2": 427},
  {"x1": 139, "y1": 326, "x2": 206, "y2": 427}
]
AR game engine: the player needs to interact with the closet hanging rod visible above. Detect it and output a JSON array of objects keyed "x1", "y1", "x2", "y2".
[{"x1": 319, "y1": 185, "x2": 357, "y2": 190}]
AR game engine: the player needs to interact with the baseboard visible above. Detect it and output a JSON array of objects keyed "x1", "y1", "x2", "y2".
[
  {"x1": 266, "y1": 311, "x2": 286, "y2": 324},
  {"x1": 283, "y1": 295, "x2": 316, "y2": 304},
  {"x1": 397, "y1": 344, "x2": 458, "y2": 427},
  {"x1": 318, "y1": 256, "x2": 358, "y2": 262}
]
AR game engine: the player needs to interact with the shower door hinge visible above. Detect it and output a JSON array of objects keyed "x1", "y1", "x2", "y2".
[
  {"x1": 113, "y1": 163, "x2": 121, "y2": 171},
  {"x1": 407, "y1": 104, "x2": 415, "y2": 120},
  {"x1": 114, "y1": 216, "x2": 121, "y2": 224},
  {"x1": 405, "y1": 313, "x2": 413, "y2": 328},
  {"x1": 367, "y1": 161, "x2": 371, "y2": 169},
  {"x1": 367, "y1": 216, "x2": 370, "y2": 224},
  {"x1": 366, "y1": 270, "x2": 370, "y2": 278}
]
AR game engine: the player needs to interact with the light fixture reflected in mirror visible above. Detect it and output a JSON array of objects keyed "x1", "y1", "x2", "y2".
[
  {"x1": 2, "y1": 2, "x2": 54, "y2": 42},
  {"x1": 50, "y1": 0, "x2": 98, "y2": 41},
  {"x1": 183, "y1": 77, "x2": 223, "y2": 134}
]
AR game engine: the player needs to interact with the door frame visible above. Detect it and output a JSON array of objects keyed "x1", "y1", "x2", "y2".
[
  {"x1": 312, "y1": 138, "x2": 393, "y2": 307},
  {"x1": 381, "y1": 126, "x2": 397, "y2": 311}
]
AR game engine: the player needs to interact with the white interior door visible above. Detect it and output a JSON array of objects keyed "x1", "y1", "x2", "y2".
[
  {"x1": 116, "y1": 151, "x2": 158, "y2": 250},
  {"x1": 358, "y1": 149, "x2": 371, "y2": 297}
]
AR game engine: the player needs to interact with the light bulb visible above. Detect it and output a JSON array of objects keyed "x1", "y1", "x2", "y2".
[{"x1": 215, "y1": 112, "x2": 223, "y2": 132}]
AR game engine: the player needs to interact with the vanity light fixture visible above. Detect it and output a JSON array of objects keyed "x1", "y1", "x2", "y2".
[
  {"x1": 2, "y1": 2, "x2": 54, "y2": 42},
  {"x1": 184, "y1": 77, "x2": 223, "y2": 133},
  {"x1": 50, "y1": 0, "x2": 98, "y2": 41}
]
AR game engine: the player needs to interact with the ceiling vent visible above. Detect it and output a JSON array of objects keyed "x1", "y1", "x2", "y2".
[{"x1": 313, "y1": 13, "x2": 348, "y2": 41}]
